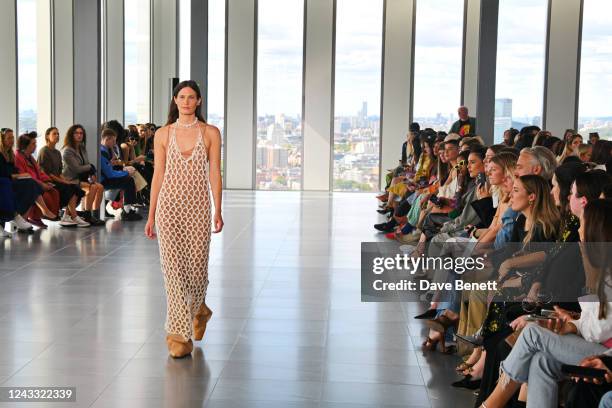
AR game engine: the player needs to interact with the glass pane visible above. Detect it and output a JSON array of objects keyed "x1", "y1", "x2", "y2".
[
  {"x1": 578, "y1": 0, "x2": 612, "y2": 139},
  {"x1": 17, "y1": 0, "x2": 38, "y2": 134},
  {"x1": 413, "y1": 0, "x2": 464, "y2": 132},
  {"x1": 333, "y1": 0, "x2": 383, "y2": 192},
  {"x1": 256, "y1": 0, "x2": 304, "y2": 190},
  {"x1": 179, "y1": 0, "x2": 191, "y2": 81},
  {"x1": 125, "y1": 0, "x2": 151, "y2": 125},
  {"x1": 207, "y1": 0, "x2": 225, "y2": 176},
  {"x1": 494, "y1": 0, "x2": 547, "y2": 143}
]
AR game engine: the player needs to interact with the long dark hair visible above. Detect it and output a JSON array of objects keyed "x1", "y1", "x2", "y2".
[
  {"x1": 554, "y1": 161, "x2": 588, "y2": 218},
  {"x1": 63, "y1": 124, "x2": 86, "y2": 150},
  {"x1": 582, "y1": 199, "x2": 612, "y2": 319},
  {"x1": 166, "y1": 80, "x2": 206, "y2": 125}
]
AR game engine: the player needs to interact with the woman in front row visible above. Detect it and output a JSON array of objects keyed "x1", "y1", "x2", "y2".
[
  {"x1": 62, "y1": 125, "x2": 105, "y2": 224},
  {"x1": 479, "y1": 199, "x2": 612, "y2": 408}
]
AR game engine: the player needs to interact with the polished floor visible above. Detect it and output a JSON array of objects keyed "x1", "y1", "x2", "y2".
[{"x1": 0, "y1": 191, "x2": 475, "y2": 408}]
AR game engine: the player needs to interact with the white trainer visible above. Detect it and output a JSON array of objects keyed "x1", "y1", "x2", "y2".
[
  {"x1": 59, "y1": 213, "x2": 77, "y2": 227},
  {"x1": 13, "y1": 214, "x2": 33, "y2": 230},
  {"x1": 1, "y1": 228, "x2": 11, "y2": 238},
  {"x1": 72, "y1": 215, "x2": 90, "y2": 228},
  {"x1": 106, "y1": 201, "x2": 122, "y2": 217}
]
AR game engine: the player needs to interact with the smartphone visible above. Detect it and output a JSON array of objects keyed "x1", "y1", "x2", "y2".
[
  {"x1": 464, "y1": 225, "x2": 476, "y2": 235},
  {"x1": 541, "y1": 309, "x2": 556, "y2": 318},
  {"x1": 476, "y1": 172, "x2": 487, "y2": 187},
  {"x1": 525, "y1": 314, "x2": 554, "y2": 322},
  {"x1": 561, "y1": 364, "x2": 607, "y2": 380}
]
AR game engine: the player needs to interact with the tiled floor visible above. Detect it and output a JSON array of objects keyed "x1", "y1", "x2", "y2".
[{"x1": 0, "y1": 191, "x2": 475, "y2": 407}]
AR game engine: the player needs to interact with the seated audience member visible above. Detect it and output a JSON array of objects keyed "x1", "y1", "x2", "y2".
[
  {"x1": 479, "y1": 198, "x2": 612, "y2": 408},
  {"x1": 591, "y1": 140, "x2": 612, "y2": 169},
  {"x1": 475, "y1": 170, "x2": 612, "y2": 406},
  {"x1": 515, "y1": 146, "x2": 557, "y2": 180},
  {"x1": 532, "y1": 130, "x2": 552, "y2": 147},
  {"x1": 503, "y1": 128, "x2": 519, "y2": 147},
  {"x1": 99, "y1": 129, "x2": 142, "y2": 221},
  {"x1": 563, "y1": 128, "x2": 577, "y2": 143},
  {"x1": 541, "y1": 135, "x2": 561, "y2": 152},
  {"x1": 418, "y1": 146, "x2": 485, "y2": 243},
  {"x1": 589, "y1": 132, "x2": 600, "y2": 145},
  {"x1": 14, "y1": 134, "x2": 63, "y2": 229},
  {"x1": 557, "y1": 134, "x2": 583, "y2": 164},
  {"x1": 578, "y1": 143, "x2": 593, "y2": 163},
  {"x1": 38, "y1": 127, "x2": 97, "y2": 226},
  {"x1": 450, "y1": 106, "x2": 476, "y2": 137},
  {"x1": 121, "y1": 125, "x2": 146, "y2": 167},
  {"x1": 420, "y1": 152, "x2": 518, "y2": 354},
  {"x1": 62, "y1": 124, "x2": 105, "y2": 222},
  {"x1": 0, "y1": 128, "x2": 36, "y2": 232}
]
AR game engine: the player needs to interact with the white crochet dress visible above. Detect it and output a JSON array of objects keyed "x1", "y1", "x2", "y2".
[{"x1": 156, "y1": 123, "x2": 212, "y2": 341}]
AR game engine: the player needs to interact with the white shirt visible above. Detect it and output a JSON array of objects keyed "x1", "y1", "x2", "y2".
[{"x1": 571, "y1": 294, "x2": 612, "y2": 344}]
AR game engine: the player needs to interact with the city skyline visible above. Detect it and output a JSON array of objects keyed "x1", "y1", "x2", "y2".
[{"x1": 14, "y1": 0, "x2": 612, "y2": 150}]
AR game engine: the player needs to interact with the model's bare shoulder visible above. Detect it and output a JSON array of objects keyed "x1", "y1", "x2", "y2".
[
  {"x1": 203, "y1": 124, "x2": 221, "y2": 142},
  {"x1": 155, "y1": 125, "x2": 172, "y2": 147}
]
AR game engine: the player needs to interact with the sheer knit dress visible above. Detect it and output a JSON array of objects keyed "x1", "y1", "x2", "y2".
[{"x1": 156, "y1": 124, "x2": 212, "y2": 341}]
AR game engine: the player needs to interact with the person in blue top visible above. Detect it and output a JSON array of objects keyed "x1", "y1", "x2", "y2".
[{"x1": 100, "y1": 128, "x2": 142, "y2": 221}]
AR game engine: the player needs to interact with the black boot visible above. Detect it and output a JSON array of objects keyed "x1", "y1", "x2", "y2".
[{"x1": 374, "y1": 218, "x2": 397, "y2": 232}]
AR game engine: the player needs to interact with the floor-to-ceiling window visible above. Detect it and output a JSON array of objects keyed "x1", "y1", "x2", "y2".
[
  {"x1": 494, "y1": 0, "x2": 547, "y2": 142},
  {"x1": 17, "y1": 0, "x2": 39, "y2": 134},
  {"x1": 207, "y1": 0, "x2": 225, "y2": 176},
  {"x1": 413, "y1": 0, "x2": 464, "y2": 132},
  {"x1": 178, "y1": 0, "x2": 191, "y2": 81},
  {"x1": 578, "y1": 0, "x2": 612, "y2": 139},
  {"x1": 255, "y1": 0, "x2": 304, "y2": 190},
  {"x1": 124, "y1": 0, "x2": 151, "y2": 125},
  {"x1": 333, "y1": 0, "x2": 383, "y2": 192}
]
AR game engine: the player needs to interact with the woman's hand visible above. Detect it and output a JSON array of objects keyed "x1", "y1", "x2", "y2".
[
  {"x1": 144, "y1": 219, "x2": 156, "y2": 239},
  {"x1": 477, "y1": 183, "x2": 491, "y2": 199},
  {"x1": 552, "y1": 305, "x2": 579, "y2": 322},
  {"x1": 510, "y1": 315, "x2": 529, "y2": 331},
  {"x1": 213, "y1": 212, "x2": 224, "y2": 233},
  {"x1": 538, "y1": 316, "x2": 577, "y2": 335},
  {"x1": 498, "y1": 259, "x2": 513, "y2": 280},
  {"x1": 575, "y1": 356, "x2": 612, "y2": 384}
]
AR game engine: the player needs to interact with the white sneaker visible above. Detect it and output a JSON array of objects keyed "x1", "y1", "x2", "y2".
[
  {"x1": 13, "y1": 214, "x2": 33, "y2": 231},
  {"x1": 59, "y1": 213, "x2": 77, "y2": 227},
  {"x1": 72, "y1": 215, "x2": 90, "y2": 228},
  {"x1": 106, "y1": 201, "x2": 122, "y2": 217},
  {"x1": 1, "y1": 229, "x2": 11, "y2": 238}
]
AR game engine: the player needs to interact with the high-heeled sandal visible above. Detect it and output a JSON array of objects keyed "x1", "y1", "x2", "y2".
[
  {"x1": 421, "y1": 337, "x2": 439, "y2": 351},
  {"x1": 425, "y1": 314, "x2": 459, "y2": 334},
  {"x1": 455, "y1": 361, "x2": 474, "y2": 372}
]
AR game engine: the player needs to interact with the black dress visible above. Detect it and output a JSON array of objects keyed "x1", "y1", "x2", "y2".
[{"x1": 0, "y1": 153, "x2": 42, "y2": 216}]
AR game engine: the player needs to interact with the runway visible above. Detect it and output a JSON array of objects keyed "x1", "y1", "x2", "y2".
[{"x1": 0, "y1": 191, "x2": 474, "y2": 407}]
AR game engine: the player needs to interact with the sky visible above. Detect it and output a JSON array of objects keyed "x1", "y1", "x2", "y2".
[{"x1": 16, "y1": 0, "x2": 612, "y2": 125}]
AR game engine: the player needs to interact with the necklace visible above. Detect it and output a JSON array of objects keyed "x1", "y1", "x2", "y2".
[{"x1": 175, "y1": 117, "x2": 198, "y2": 128}]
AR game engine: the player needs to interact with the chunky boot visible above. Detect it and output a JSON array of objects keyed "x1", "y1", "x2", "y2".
[
  {"x1": 193, "y1": 303, "x2": 213, "y2": 341},
  {"x1": 166, "y1": 334, "x2": 193, "y2": 358}
]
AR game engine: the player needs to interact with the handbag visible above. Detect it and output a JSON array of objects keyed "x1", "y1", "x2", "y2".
[{"x1": 132, "y1": 170, "x2": 148, "y2": 192}]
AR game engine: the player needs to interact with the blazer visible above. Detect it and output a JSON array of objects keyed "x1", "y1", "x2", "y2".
[{"x1": 62, "y1": 145, "x2": 92, "y2": 182}]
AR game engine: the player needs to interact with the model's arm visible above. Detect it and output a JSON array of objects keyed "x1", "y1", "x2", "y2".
[
  {"x1": 207, "y1": 125, "x2": 224, "y2": 233},
  {"x1": 145, "y1": 127, "x2": 168, "y2": 239}
]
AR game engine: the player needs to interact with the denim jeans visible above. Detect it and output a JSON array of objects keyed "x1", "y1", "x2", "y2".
[
  {"x1": 600, "y1": 391, "x2": 612, "y2": 408},
  {"x1": 500, "y1": 323, "x2": 607, "y2": 408}
]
